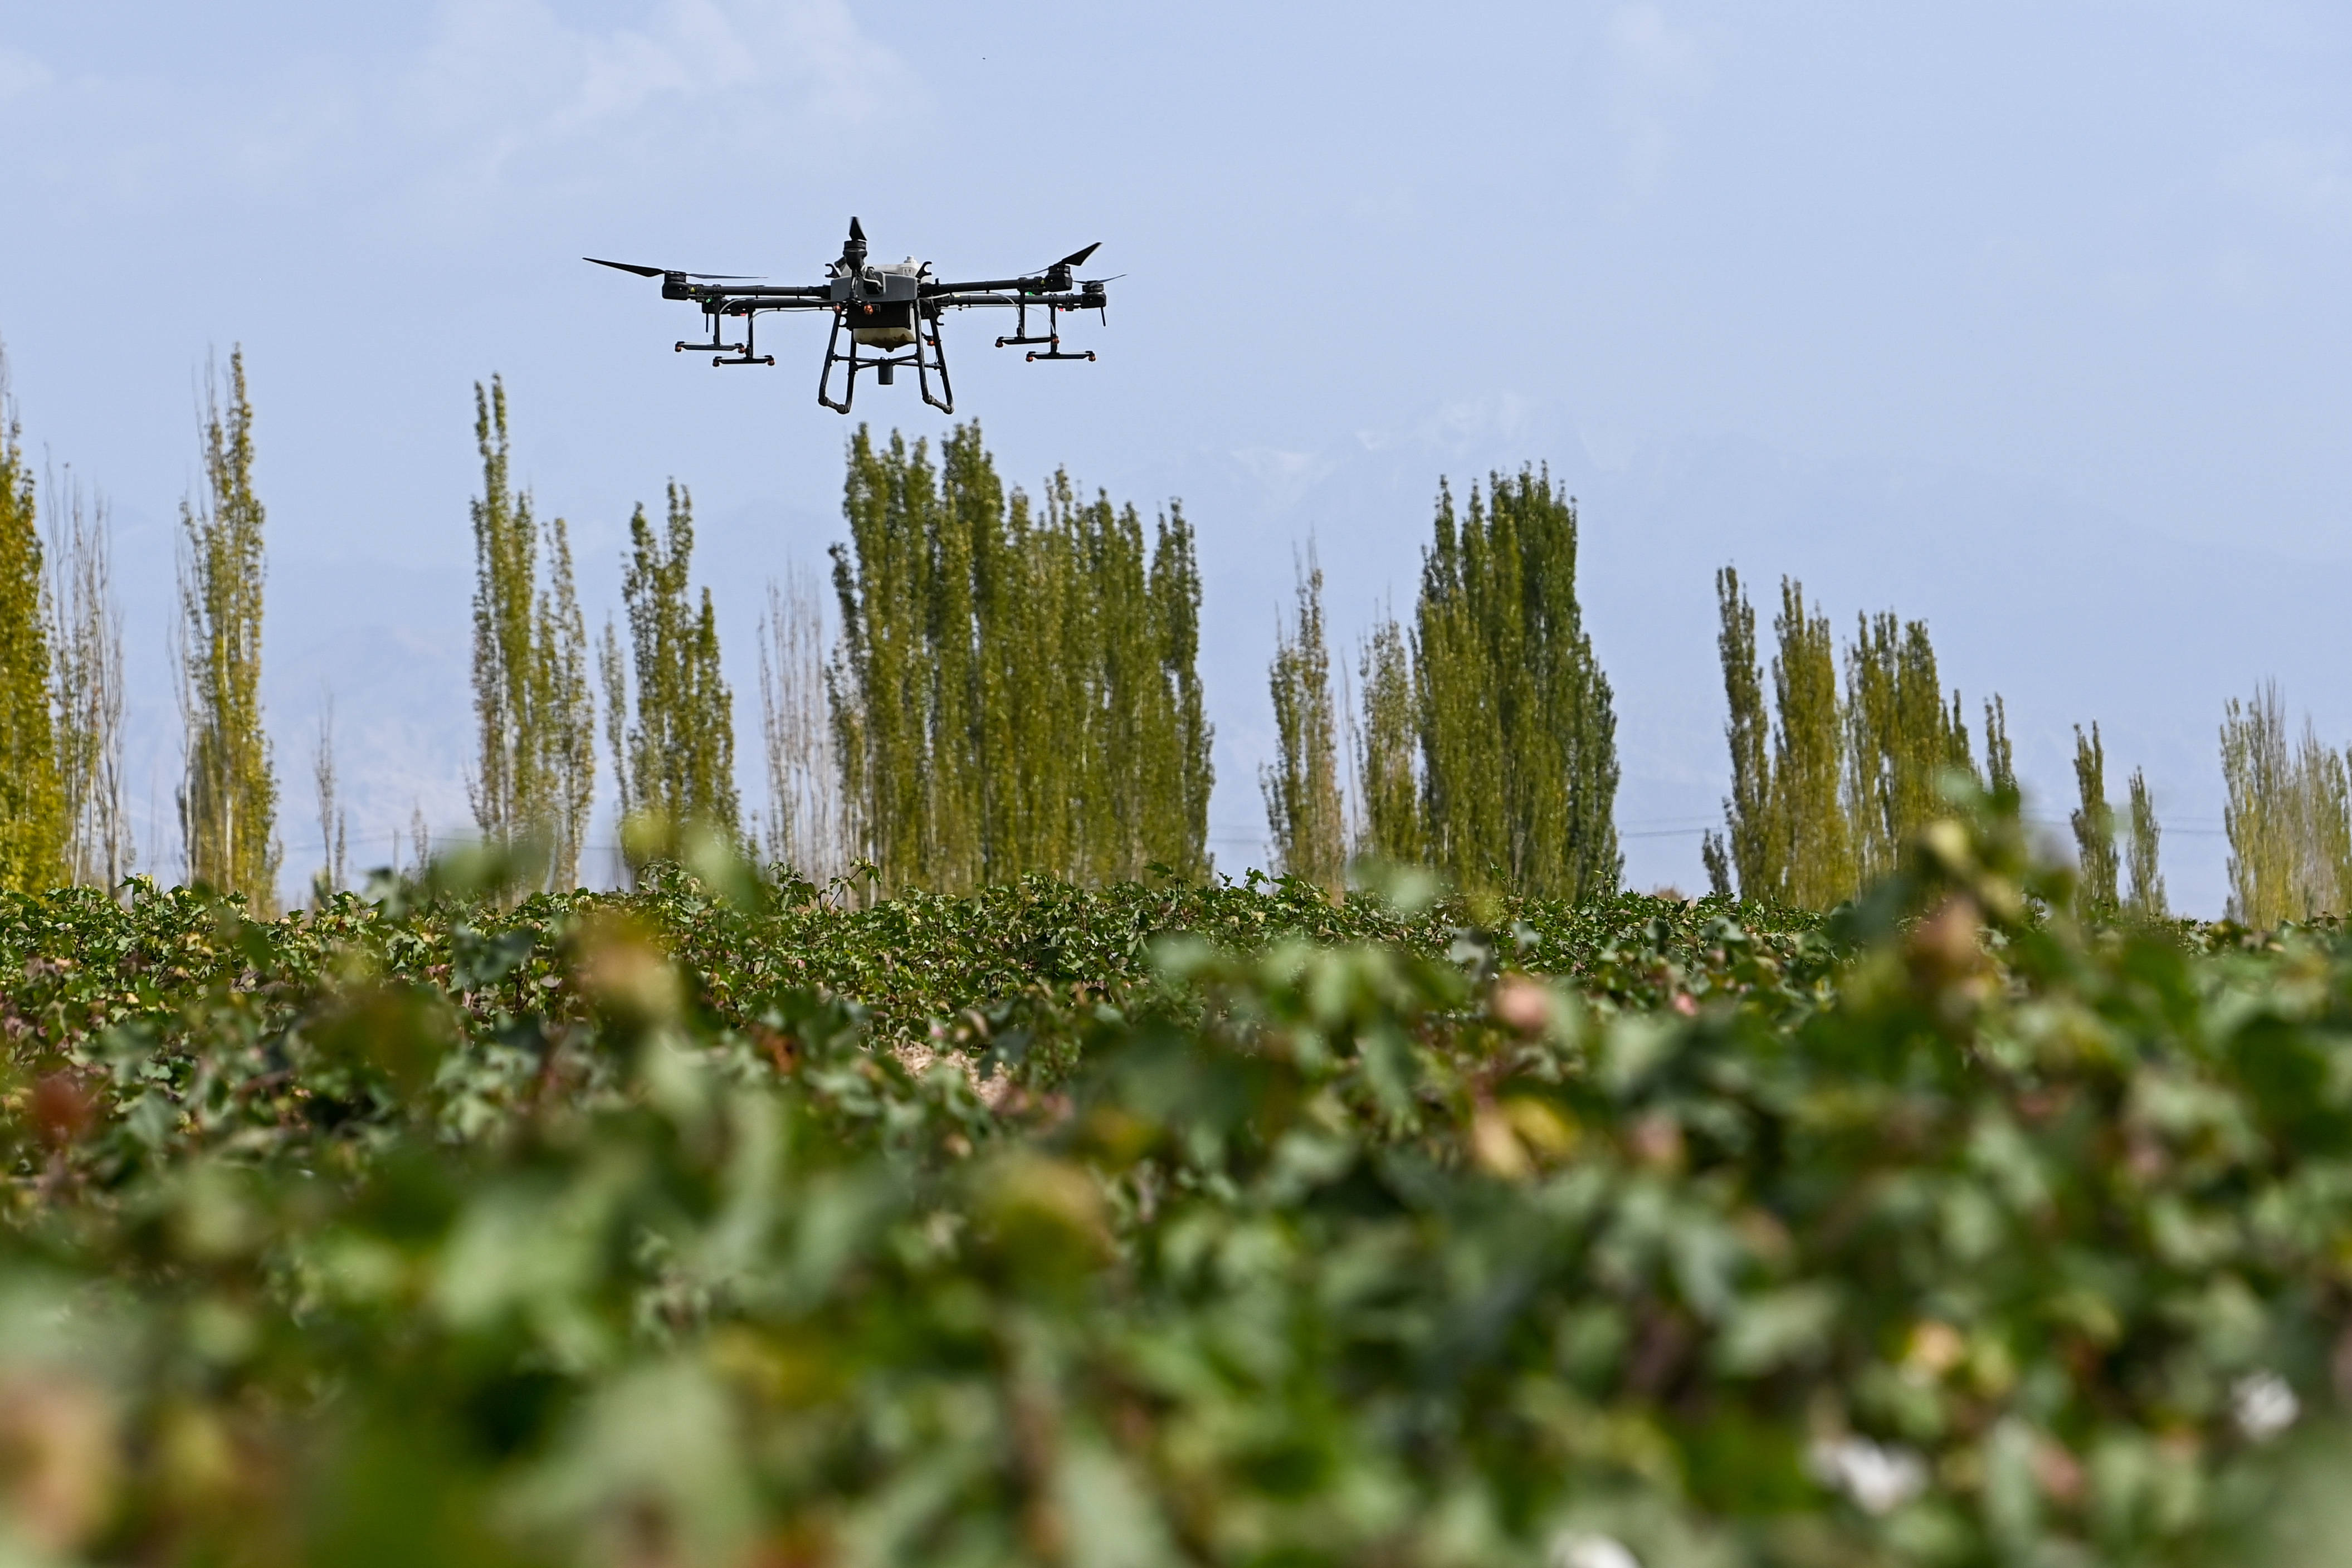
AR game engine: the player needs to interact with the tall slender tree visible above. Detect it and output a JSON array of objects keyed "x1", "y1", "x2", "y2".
[
  {"x1": 606, "y1": 483, "x2": 738, "y2": 851},
  {"x1": 757, "y1": 565, "x2": 848, "y2": 881},
  {"x1": 311, "y1": 690, "x2": 348, "y2": 902},
  {"x1": 1844, "y1": 611, "x2": 1971, "y2": 883},
  {"x1": 2124, "y1": 766, "x2": 2165, "y2": 919},
  {"x1": 466, "y1": 379, "x2": 595, "y2": 888},
  {"x1": 0, "y1": 347, "x2": 64, "y2": 891},
  {"x1": 2294, "y1": 718, "x2": 2352, "y2": 920},
  {"x1": 1707, "y1": 566, "x2": 1778, "y2": 901},
  {"x1": 1353, "y1": 613, "x2": 1423, "y2": 866},
  {"x1": 1414, "y1": 471, "x2": 1618, "y2": 899},
  {"x1": 1770, "y1": 579, "x2": 1851, "y2": 908},
  {"x1": 1712, "y1": 570, "x2": 2009, "y2": 908},
  {"x1": 2212, "y1": 684, "x2": 2352, "y2": 925},
  {"x1": 48, "y1": 466, "x2": 130, "y2": 889},
  {"x1": 1261, "y1": 547, "x2": 1345, "y2": 889},
  {"x1": 2222, "y1": 683, "x2": 2296, "y2": 926},
  {"x1": 829, "y1": 424, "x2": 1212, "y2": 892},
  {"x1": 1983, "y1": 696, "x2": 2016, "y2": 799},
  {"x1": 2070, "y1": 723, "x2": 2119, "y2": 920},
  {"x1": 176, "y1": 349, "x2": 279, "y2": 907}
]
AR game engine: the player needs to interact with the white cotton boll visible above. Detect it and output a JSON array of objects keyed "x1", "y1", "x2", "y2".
[
  {"x1": 2233, "y1": 1370, "x2": 2300, "y2": 1443},
  {"x1": 1807, "y1": 1435, "x2": 1929, "y2": 1515},
  {"x1": 1550, "y1": 1531, "x2": 1641, "y2": 1568}
]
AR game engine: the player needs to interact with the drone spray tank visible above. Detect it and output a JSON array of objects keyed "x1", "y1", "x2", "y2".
[{"x1": 824, "y1": 217, "x2": 920, "y2": 378}]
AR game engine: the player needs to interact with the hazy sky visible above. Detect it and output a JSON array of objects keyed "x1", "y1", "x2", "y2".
[{"x1": 2, "y1": 1, "x2": 2347, "y2": 910}]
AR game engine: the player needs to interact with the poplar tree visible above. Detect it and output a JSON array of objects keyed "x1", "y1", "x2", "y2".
[
  {"x1": 1844, "y1": 611, "x2": 1972, "y2": 883},
  {"x1": 176, "y1": 349, "x2": 278, "y2": 907},
  {"x1": 2222, "y1": 684, "x2": 2296, "y2": 926},
  {"x1": 466, "y1": 379, "x2": 594, "y2": 888},
  {"x1": 1983, "y1": 696, "x2": 2016, "y2": 799},
  {"x1": 2124, "y1": 766, "x2": 2165, "y2": 919},
  {"x1": 1707, "y1": 566, "x2": 1778, "y2": 901},
  {"x1": 606, "y1": 483, "x2": 739, "y2": 849},
  {"x1": 1261, "y1": 548, "x2": 1344, "y2": 889},
  {"x1": 1353, "y1": 614, "x2": 1422, "y2": 866},
  {"x1": 2301, "y1": 721, "x2": 2352, "y2": 917},
  {"x1": 2217, "y1": 686, "x2": 2352, "y2": 925},
  {"x1": 1712, "y1": 571, "x2": 2011, "y2": 908},
  {"x1": 2070, "y1": 722, "x2": 2119, "y2": 920},
  {"x1": 50, "y1": 467, "x2": 130, "y2": 888},
  {"x1": 311, "y1": 692, "x2": 348, "y2": 902},
  {"x1": 1770, "y1": 579, "x2": 1851, "y2": 908},
  {"x1": 1414, "y1": 471, "x2": 1618, "y2": 899},
  {"x1": 0, "y1": 349, "x2": 65, "y2": 890},
  {"x1": 829, "y1": 425, "x2": 1211, "y2": 892},
  {"x1": 756, "y1": 566, "x2": 848, "y2": 881}
]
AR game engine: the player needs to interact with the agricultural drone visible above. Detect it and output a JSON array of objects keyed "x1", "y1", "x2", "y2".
[{"x1": 587, "y1": 217, "x2": 1110, "y2": 416}]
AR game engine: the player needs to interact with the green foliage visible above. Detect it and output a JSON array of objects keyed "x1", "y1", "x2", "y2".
[
  {"x1": 607, "y1": 482, "x2": 739, "y2": 856},
  {"x1": 48, "y1": 465, "x2": 131, "y2": 890},
  {"x1": 1843, "y1": 610, "x2": 1972, "y2": 883},
  {"x1": 2219, "y1": 683, "x2": 2352, "y2": 926},
  {"x1": 1983, "y1": 696, "x2": 2016, "y2": 799},
  {"x1": 467, "y1": 379, "x2": 597, "y2": 889},
  {"x1": 2127, "y1": 766, "x2": 2168, "y2": 920},
  {"x1": 1707, "y1": 566, "x2": 1776, "y2": 903},
  {"x1": 1770, "y1": 578, "x2": 1852, "y2": 908},
  {"x1": 1261, "y1": 548, "x2": 1344, "y2": 890},
  {"x1": 1352, "y1": 612, "x2": 1423, "y2": 867},
  {"x1": 2071, "y1": 722, "x2": 2119, "y2": 920},
  {"x1": 1711, "y1": 574, "x2": 2018, "y2": 914},
  {"x1": 4, "y1": 798, "x2": 2352, "y2": 1564},
  {"x1": 175, "y1": 349, "x2": 279, "y2": 910},
  {"x1": 1416, "y1": 471, "x2": 1619, "y2": 899},
  {"x1": 0, "y1": 344, "x2": 65, "y2": 892},
  {"x1": 829, "y1": 425, "x2": 1211, "y2": 893},
  {"x1": 1710, "y1": 575, "x2": 1850, "y2": 908}
]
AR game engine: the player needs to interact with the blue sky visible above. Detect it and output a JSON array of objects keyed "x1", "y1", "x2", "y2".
[{"x1": 1, "y1": 1, "x2": 2347, "y2": 910}]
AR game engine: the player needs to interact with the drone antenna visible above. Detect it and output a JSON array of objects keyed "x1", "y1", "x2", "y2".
[{"x1": 842, "y1": 217, "x2": 869, "y2": 272}]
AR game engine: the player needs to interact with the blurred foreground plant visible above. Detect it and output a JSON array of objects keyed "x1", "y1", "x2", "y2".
[{"x1": 2, "y1": 796, "x2": 2350, "y2": 1564}]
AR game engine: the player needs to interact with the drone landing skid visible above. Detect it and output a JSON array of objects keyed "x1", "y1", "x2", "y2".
[
  {"x1": 993, "y1": 296, "x2": 1095, "y2": 363},
  {"x1": 710, "y1": 313, "x2": 775, "y2": 368},
  {"x1": 819, "y1": 306, "x2": 954, "y2": 416}
]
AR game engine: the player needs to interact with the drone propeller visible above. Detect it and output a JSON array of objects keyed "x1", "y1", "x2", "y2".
[
  {"x1": 1034, "y1": 242, "x2": 1101, "y2": 276},
  {"x1": 584, "y1": 257, "x2": 761, "y2": 280}
]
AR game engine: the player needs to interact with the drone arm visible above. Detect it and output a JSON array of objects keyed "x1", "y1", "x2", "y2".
[
  {"x1": 924, "y1": 289, "x2": 1102, "y2": 311},
  {"x1": 922, "y1": 277, "x2": 1058, "y2": 297}
]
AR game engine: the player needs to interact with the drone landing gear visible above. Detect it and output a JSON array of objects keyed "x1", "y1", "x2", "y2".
[
  {"x1": 994, "y1": 299, "x2": 1095, "y2": 363},
  {"x1": 675, "y1": 307, "x2": 741, "y2": 356},
  {"x1": 818, "y1": 305, "x2": 954, "y2": 415},
  {"x1": 710, "y1": 310, "x2": 774, "y2": 367}
]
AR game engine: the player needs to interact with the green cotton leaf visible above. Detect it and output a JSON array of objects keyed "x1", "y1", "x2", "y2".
[
  {"x1": 1053, "y1": 1438, "x2": 1179, "y2": 1568},
  {"x1": 123, "y1": 1088, "x2": 177, "y2": 1149},
  {"x1": 501, "y1": 1357, "x2": 754, "y2": 1568},
  {"x1": 1598, "y1": 1015, "x2": 1679, "y2": 1098},
  {"x1": 1713, "y1": 1284, "x2": 1840, "y2": 1376}
]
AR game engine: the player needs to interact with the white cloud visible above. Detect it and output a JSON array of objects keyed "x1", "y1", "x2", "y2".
[
  {"x1": 409, "y1": 0, "x2": 910, "y2": 168},
  {"x1": 0, "y1": 45, "x2": 48, "y2": 101},
  {"x1": 2227, "y1": 134, "x2": 2352, "y2": 232},
  {"x1": 1607, "y1": 4, "x2": 1714, "y2": 192},
  {"x1": 1231, "y1": 446, "x2": 1338, "y2": 511}
]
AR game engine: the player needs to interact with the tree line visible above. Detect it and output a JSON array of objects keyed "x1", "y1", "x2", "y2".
[
  {"x1": 1258, "y1": 471, "x2": 1621, "y2": 904},
  {"x1": 0, "y1": 333, "x2": 2336, "y2": 921}
]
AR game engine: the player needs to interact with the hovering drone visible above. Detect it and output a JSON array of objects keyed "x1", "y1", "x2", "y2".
[{"x1": 587, "y1": 217, "x2": 1110, "y2": 416}]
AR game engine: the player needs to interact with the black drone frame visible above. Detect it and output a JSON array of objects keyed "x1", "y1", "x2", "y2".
[{"x1": 588, "y1": 218, "x2": 1108, "y2": 417}]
